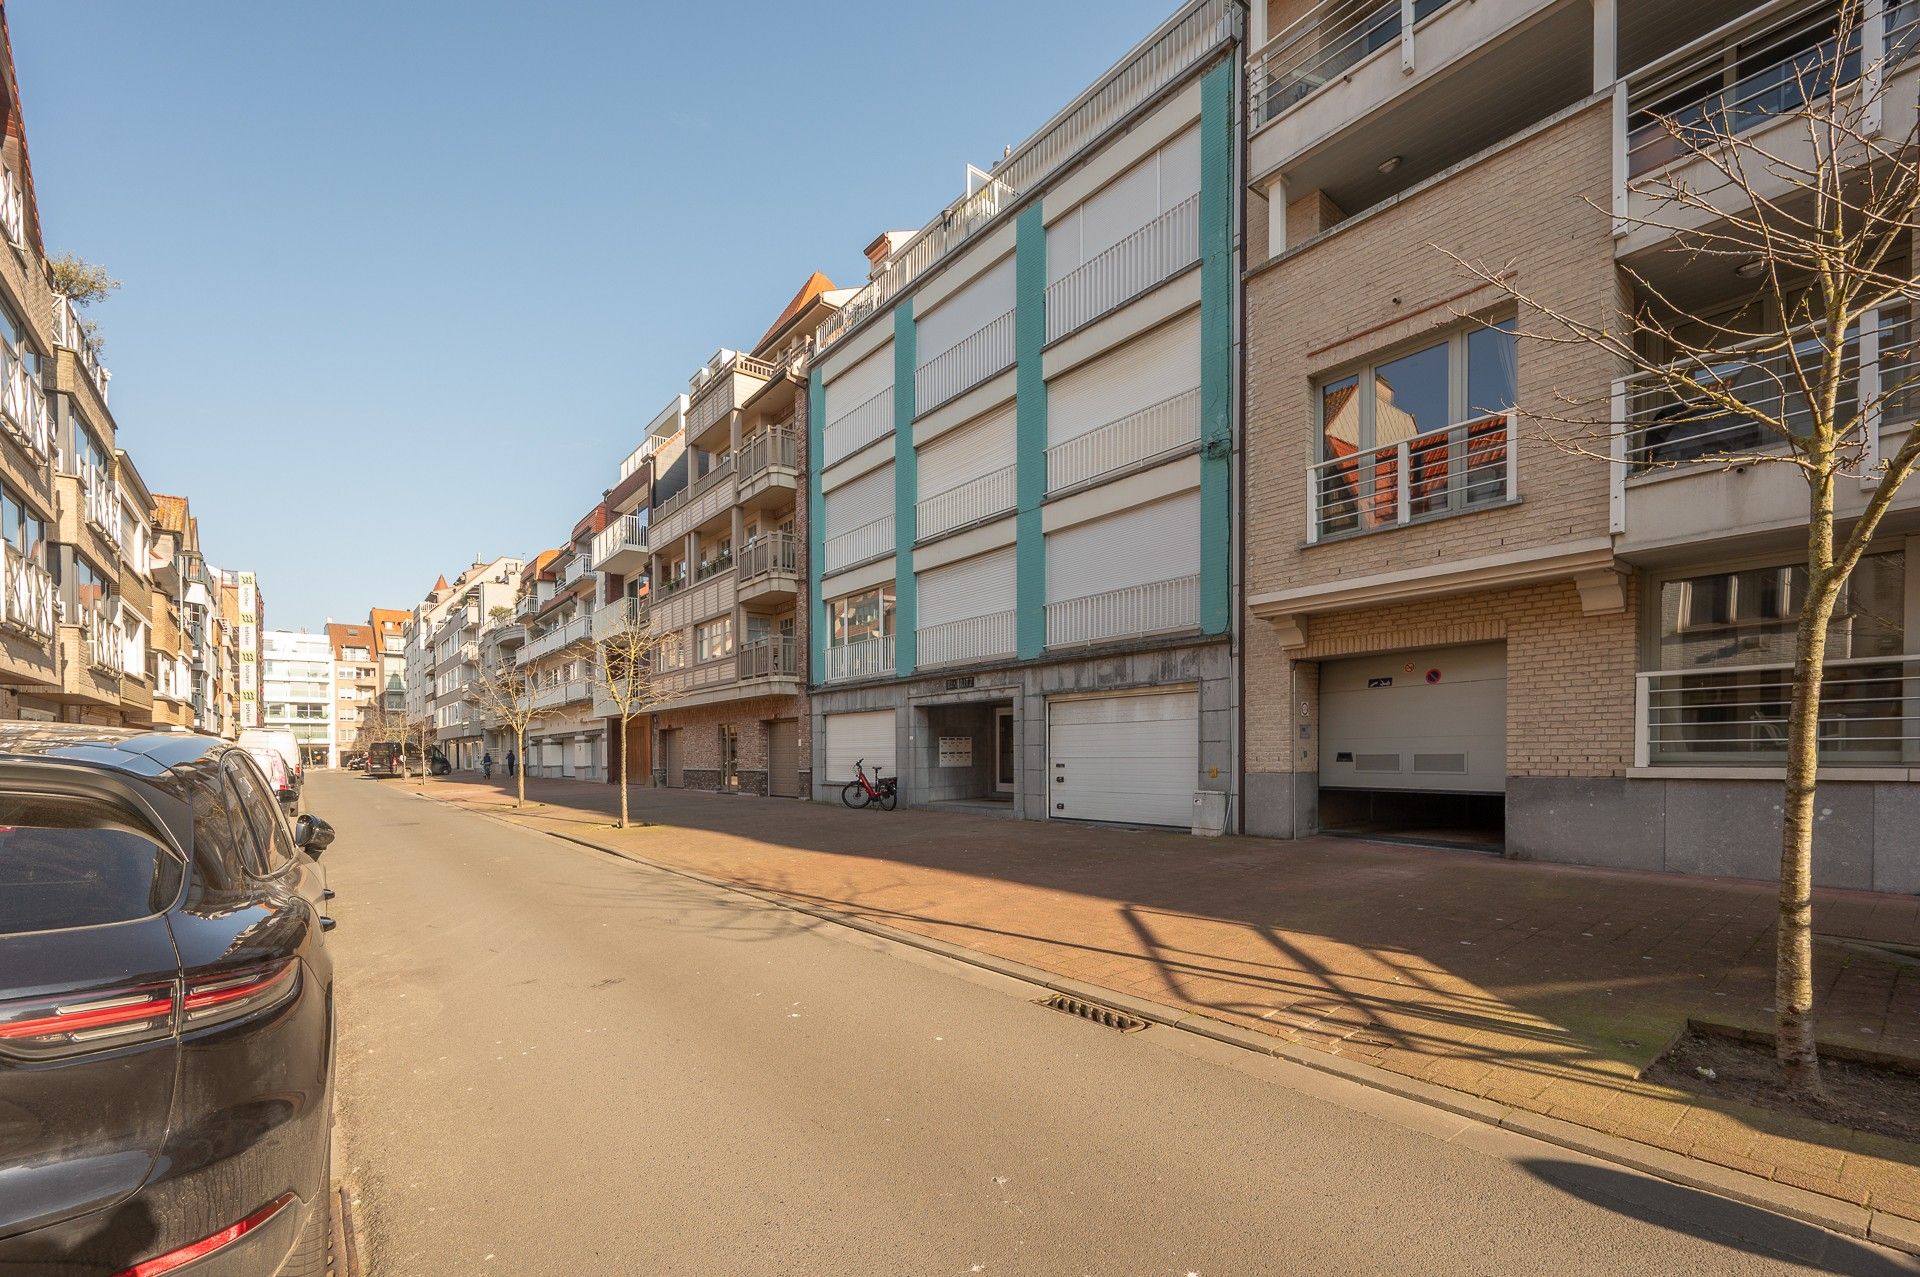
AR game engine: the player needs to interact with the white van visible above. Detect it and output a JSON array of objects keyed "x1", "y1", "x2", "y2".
[{"x1": 238, "y1": 729, "x2": 303, "y2": 793}]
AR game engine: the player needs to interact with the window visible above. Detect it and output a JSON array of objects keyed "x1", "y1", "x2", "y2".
[
  {"x1": 1315, "y1": 320, "x2": 1515, "y2": 534},
  {"x1": 0, "y1": 793, "x2": 179, "y2": 934},
  {"x1": 830, "y1": 587, "x2": 895, "y2": 647},
  {"x1": 1646, "y1": 551, "x2": 1908, "y2": 764},
  {"x1": 696, "y1": 616, "x2": 733, "y2": 662},
  {"x1": 0, "y1": 482, "x2": 47, "y2": 566},
  {"x1": 0, "y1": 296, "x2": 39, "y2": 381},
  {"x1": 60, "y1": 554, "x2": 112, "y2": 613},
  {"x1": 658, "y1": 632, "x2": 688, "y2": 670}
]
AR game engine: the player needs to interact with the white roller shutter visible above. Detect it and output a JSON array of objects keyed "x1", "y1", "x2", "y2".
[
  {"x1": 918, "y1": 405, "x2": 1016, "y2": 499},
  {"x1": 917, "y1": 254, "x2": 1016, "y2": 365},
  {"x1": 919, "y1": 546, "x2": 1017, "y2": 627},
  {"x1": 1047, "y1": 126, "x2": 1201, "y2": 284},
  {"x1": 1048, "y1": 311, "x2": 1199, "y2": 447},
  {"x1": 824, "y1": 462, "x2": 895, "y2": 539},
  {"x1": 1047, "y1": 690, "x2": 1198, "y2": 827},
  {"x1": 825, "y1": 710, "x2": 895, "y2": 783},
  {"x1": 1320, "y1": 643, "x2": 1507, "y2": 794},
  {"x1": 826, "y1": 341, "x2": 892, "y2": 422},
  {"x1": 1046, "y1": 490, "x2": 1200, "y2": 603}
]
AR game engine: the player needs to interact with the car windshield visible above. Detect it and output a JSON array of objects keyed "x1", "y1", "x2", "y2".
[{"x1": 0, "y1": 793, "x2": 181, "y2": 935}]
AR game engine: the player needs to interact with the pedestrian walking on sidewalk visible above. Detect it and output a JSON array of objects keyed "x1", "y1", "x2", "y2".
[
  {"x1": 506, "y1": 747, "x2": 516, "y2": 778},
  {"x1": 482, "y1": 752, "x2": 494, "y2": 779}
]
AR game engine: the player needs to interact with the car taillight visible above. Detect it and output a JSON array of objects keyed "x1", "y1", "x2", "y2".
[
  {"x1": 0, "y1": 982, "x2": 176, "y2": 1061},
  {"x1": 180, "y1": 959, "x2": 299, "y2": 1031},
  {"x1": 115, "y1": 1192, "x2": 297, "y2": 1276}
]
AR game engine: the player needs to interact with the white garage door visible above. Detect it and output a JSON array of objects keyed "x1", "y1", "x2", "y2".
[
  {"x1": 1046, "y1": 690, "x2": 1198, "y2": 827},
  {"x1": 1319, "y1": 642, "x2": 1506, "y2": 793},
  {"x1": 824, "y1": 710, "x2": 895, "y2": 783}
]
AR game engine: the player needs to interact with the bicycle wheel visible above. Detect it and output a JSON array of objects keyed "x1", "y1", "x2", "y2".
[
  {"x1": 878, "y1": 785, "x2": 898, "y2": 811},
  {"x1": 842, "y1": 780, "x2": 871, "y2": 809}
]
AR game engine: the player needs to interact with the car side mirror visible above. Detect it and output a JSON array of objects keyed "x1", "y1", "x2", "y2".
[{"x1": 294, "y1": 814, "x2": 336, "y2": 857}]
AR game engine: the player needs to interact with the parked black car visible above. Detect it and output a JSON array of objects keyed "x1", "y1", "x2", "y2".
[
  {"x1": 0, "y1": 724, "x2": 337, "y2": 1276},
  {"x1": 364, "y1": 739, "x2": 451, "y2": 778}
]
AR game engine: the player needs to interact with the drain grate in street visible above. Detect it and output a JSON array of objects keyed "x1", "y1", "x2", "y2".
[
  {"x1": 1035, "y1": 993, "x2": 1149, "y2": 1033},
  {"x1": 329, "y1": 1183, "x2": 363, "y2": 1277}
]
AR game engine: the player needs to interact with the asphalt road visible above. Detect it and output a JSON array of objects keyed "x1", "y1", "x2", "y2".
[{"x1": 313, "y1": 771, "x2": 1919, "y2": 1276}]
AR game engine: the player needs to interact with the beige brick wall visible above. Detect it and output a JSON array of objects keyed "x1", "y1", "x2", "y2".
[
  {"x1": 655, "y1": 693, "x2": 811, "y2": 791},
  {"x1": 1246, "y1": 579, "x2": 1639, "y2": 779},
  {"x1": 1245, "y1": 101, "x2": 1619, "y2": 597}
]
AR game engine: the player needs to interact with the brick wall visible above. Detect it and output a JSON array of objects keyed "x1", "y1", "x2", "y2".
[
  {"x1": 1244, "y1": 102, "x2": 1619, "y2": 598},
  {"x1": 1245, "y1": 578, "x2": 1639, "y2": 780},
  {"x1": 655, "y1": 693, "x2": 810, "y2": 797}
]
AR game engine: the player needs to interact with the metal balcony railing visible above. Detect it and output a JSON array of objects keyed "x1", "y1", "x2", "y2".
[
  {"x1": 740, "y1": 636, "x2": 799, "y2": 681},
  {"x1": 813, "y1": 0, "x2": 1235, "y2": 352},
  {"x1": 1307, "y1": 410, "x2": 1515, "y2": 542},
  {"x1": 823, "y1": 385, "x2": 894, "y2": 468},
  {"x1": 915, "y1": 309, "x2": 1015, "y2": 415},
  {"x1": 695, "y1": 552, "x2": 733, "y2": 582},
  {"x1": 1045, "y1": 194, "x2": 1200, "y2": 341},
  {"x1": 79, "y1": 458, "x2": 125, "y2": 549},
  {"x1": 918, "y1": 610, "x2": 1016, "y2": 667},
  {"x1": 917, "y1": 464, "x2": 1016, "y2": 540},
  {"x1": 739, "y1": 533, "x2": 798, "y2": 584},
  {"x1": 824, "y1": 633, "x2": 895, "y2": 684},
  {"x1": 1, "y1": 542, "x2": 53, "y2": 640},
  {"x1": 517, "y1": 613, "x2": 592, "y2": 665},
  {"x1": 1638, "y1": 654, "x2": 1920, "y2": 767},
  {"x1": 84, "y1": 604, "x2": 126, "y2": 675},
  {"x1": 0, "y1": 344, "x2": 52, "y2": 463},
  {"x1": 1619, "y1": 314, "x2": 1916, "y2": 473},
  {"x1": 1249, "y1": 0, "x2": 1456, "y2": 128},
  {"x1": 532, "y1": 679, "x2": 594, "y2": 710},
  {"x1": 1046, "y1": 387, "x2": 1200, "y2": 494},
  {"x1": 590, "y1": 513, "x2": 648, "y2": 568},
  {"x1": 824, "y1": 514, "x2": 894, "y2": 575},
  {"x1": 51, "y1": 296, "x2": 111, "y2": 403},
  {"x1": 1046, "y1": 574, "x2": 1199, "y2": 647}
]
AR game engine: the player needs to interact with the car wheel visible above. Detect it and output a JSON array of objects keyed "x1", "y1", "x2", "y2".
[{"x1": 281, "y1": 1165, "x2": 332, "y2": 1276}]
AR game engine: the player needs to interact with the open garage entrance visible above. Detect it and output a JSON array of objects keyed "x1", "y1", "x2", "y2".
[{"x1": 1317, "y1": 642, "x2": 1506, "y2": 851}]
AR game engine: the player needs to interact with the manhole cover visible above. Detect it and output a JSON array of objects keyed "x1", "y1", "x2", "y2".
[{"x1": 1035, "y1": 993, "x2": 1149, "y2": 1033}]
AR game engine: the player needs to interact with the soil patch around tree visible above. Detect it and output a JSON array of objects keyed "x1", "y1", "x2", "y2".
[{"x1": 1646, "y1": 1025, "x2": 1920, "y2": 1145}]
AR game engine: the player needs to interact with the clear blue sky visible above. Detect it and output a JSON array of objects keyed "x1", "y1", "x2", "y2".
[{"x1": 9, "y1": 0, "x2": 1173, "y2": 632}]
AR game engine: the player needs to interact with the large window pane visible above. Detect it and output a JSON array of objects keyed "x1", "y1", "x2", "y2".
[
  {"x1": 1466, "y1": 320, "x2": 1517, "y2": 418},
  {"x1": 1319, "y1": 374, "x2": 1361, "y2": 461},
  {"x1": 1372, "y1": 342, "x2": 1449, "y2": 445}
]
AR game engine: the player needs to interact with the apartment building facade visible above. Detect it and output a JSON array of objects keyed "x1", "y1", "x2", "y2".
[
  {"x1": 369, "y1": 606, "x2": 408, "y2": 714},
  {"x1": 262, "y1": 629, "x2": 334, "y2": 767},
  {"x1": 646, "y1": 275, "x2": 841, "y2": 797},
  {"x1": 807, "y1": 1, "x2": 1240, "y2": 828},
  {"x1": 428, "y1": 559, "x2": 522, "y2": 770},
  {"x1": 1239, "y1": 0, "x2": 1920, "y2": 890},
  {"x1": 516, "y1": 521, "x2": 605, "y2": 781},
  {"x1": 328, "y1": 621, "x2": 377, "y2": 759}
]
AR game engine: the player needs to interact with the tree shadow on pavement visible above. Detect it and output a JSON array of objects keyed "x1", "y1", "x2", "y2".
[{"x1": 1520, "y1": 1159, "x2": 1920, "y2": 1275}]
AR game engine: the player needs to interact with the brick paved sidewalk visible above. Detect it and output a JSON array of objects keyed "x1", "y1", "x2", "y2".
[{"x1": 389, "y1": 772, "x2": 1920, "y2": 1226}]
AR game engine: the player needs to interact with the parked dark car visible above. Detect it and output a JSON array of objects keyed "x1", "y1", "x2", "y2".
[
  {"x1": 0, "y1": 724, "x2": 337, "y2": 1277},
  {"x1": 364, "y1": 739, "x2": 450, "y2": 778}
]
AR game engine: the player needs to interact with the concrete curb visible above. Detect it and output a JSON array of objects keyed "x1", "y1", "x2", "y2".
[{"x1": 414, "y1": 788, "x2": 1920, "y2": 1257}]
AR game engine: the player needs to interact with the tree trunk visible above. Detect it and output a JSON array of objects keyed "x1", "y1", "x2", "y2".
[
  {"x1": 1776, "y1": 475, "x2": 1840, "y2": 1101},
  {"x1": 617, "y1": 715, "x2": 630, "y2": 829},
  {"x1": 515, "y1": 726, "x2": 526, "y2": 808}
]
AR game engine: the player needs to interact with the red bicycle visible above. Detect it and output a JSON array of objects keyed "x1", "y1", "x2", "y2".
[{"x1": 841, "y1": 758, "x2": 898, "y2": 811}]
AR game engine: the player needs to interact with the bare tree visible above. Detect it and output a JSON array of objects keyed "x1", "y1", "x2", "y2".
[
  {"x1": 588, "y1": 598, "x2": 663, "y2": 829},
  {"x1": 1440, "y1": 0, "x2": 1919, "y2": 1098},
  {"x1": 466, "y1": 650, "x2": 551, "y2": 809}
]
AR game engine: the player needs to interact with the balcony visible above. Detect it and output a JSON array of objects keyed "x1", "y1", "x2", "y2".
[
  {"x1": 653, "y1": 456, "x2": 737, "y2": 547},
  {"x1": 1307, "y1": 410, "x2": 1515, "y2": 542},
  {"x1": 823, "y1": 386, "x2": 894, "y2": 469},
  {"x1": 1046, "y1": 574, "x2": 1199, "y2": 647},
  {"x1": 1252, "y1": 0, "x2": 1458, "y2": 130},
  {"x1": 83, "y1": 604, "x2": 127, "y2": 676},
  {"x1": 590, "y1": 595, "x2": 647, "y2": 641},
  {"x1": 814, "y1": 0, "x2": 1236, "y2": 352},
  {"x1": 687, "y1": 351, "x2": 779, "y2": 448},
  {"x1": 0, "y1": 344, "x2": 52, "y2": 465},
  {"x1": 737, "y1": 423, "x2": 800, "y2": 507},
  {"x1": 1613, "y1": 312, "x2": 1917, "y2": 556},
  {"x1": 517, "y1": 613, "x2": 593, "y2": 666},
  {"x1": 1617, "y1": 0, "x2": 1920, "y2": 253},
  {"x1": 824, "y1": 514, "x2": 894, "y2": 576},
  {"x1": 591, "y1": 512, "x2": 649, "y2": 573},
  {"x1": 651, "y1": 568, "x2": 735, "y2": 634},
  {"x1": 51, "y1": 296, "x2": 111, "y2": 404},
  {"x1": 740, "y1": 636, "x2": 801, "y2": 682},
  {"x1": 824, "y1": 633, "x2": 896, "y2": 684},
  {"x1": 79, "y1": 458, "x2": 125, "y2": 550},
  {"x1": 738, "y1": 533, "x2": 799, "y2": 605},
  {"x1": 915, "y1": 310, "x2": 1016, "y2": 416},
  {"x1": 1637, "y1": 655, "x2": 1920, "y2": 769},
  {"x1": 917, "y1": 465, "x2": 1016, "y2": 541},
  {"x1": 656, "y1": 654, "x2": 739, "y2": 701},
  {"x1": 918, "y1": 610, "x2": 1016, "y2": 667},
  {"x1": 1047, "y1": 387, "x2": 1201, "y2": 494},
  {"x1": 1045, "y1": 195, "x2": 1200, "y2": 341},
  {"x1": 561, "y1": 555, "x2": 588, "y2": 587},
  {"x1": 1, "y1": 543, "x2": 54, "y2": 641},
  {"x1": 532, "y1": 679, "x2": 594, "y2": 710}
]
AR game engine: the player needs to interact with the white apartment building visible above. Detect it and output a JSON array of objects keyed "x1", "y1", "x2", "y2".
[{"x1": 262, "y1": 628, "x2": 335, "y2": 767}]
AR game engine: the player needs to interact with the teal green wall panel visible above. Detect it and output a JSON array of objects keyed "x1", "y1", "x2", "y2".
[
  {"x1": 892, "y1": 303, "x2": 918, "y2": 677},
  {"x1": 808, "y1": 368, "x2": 827, "y2": 682},
  {"x1": 1015, "y1": 204, "x2": 1049, "y2": 660},
  {"x1": 1198, "y1": 59, "x2": 1233, "y2": 638}
]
